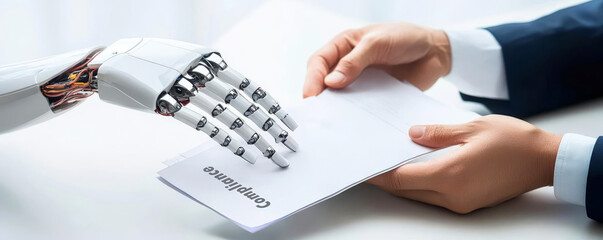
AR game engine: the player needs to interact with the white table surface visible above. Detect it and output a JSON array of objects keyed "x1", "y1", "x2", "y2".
[{"x1": 1, "y1": 0, "x2": 602, "y2": 239}]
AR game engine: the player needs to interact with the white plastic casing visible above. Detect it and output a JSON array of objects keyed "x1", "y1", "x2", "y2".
[
  {"x1": 93, "y1": 38, "x2": 217, "y2": 113},
  {"x1": 96, "y1": 54, "x2": 183, "y2": 112},
  {"x1": 0, "y1": 38, "x2": 218, "y2": 134},
  {"x1": 0, "y1": 48, "x2": 101, "y2": 134}
]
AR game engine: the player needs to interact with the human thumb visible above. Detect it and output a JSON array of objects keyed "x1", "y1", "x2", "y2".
[
  {"x1": 324, "y1": 42, "x2": 372, "y2": 89},
  {"x1": 409, "y1": 124, "x2": 468, "y2": 148}
]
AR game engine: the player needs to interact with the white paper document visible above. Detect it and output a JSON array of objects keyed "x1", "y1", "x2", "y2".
[{"x1": 158, "y1": 70, "x2": 479, "y2": 232}]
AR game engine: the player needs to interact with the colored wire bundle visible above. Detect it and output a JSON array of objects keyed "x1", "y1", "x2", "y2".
[{"x1": 41, "y1": 51, "x2": 101, "y2": 109}]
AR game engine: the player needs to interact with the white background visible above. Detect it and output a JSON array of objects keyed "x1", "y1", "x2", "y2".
[
  {"x1": 0, "y1": 0, "x2": 585, "y2": 66},
  {"x1": 1, "y1": 0, "x2": 602, "y2": 239}
]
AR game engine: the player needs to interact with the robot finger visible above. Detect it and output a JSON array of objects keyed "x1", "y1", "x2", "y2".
[
  {"x1": 171, "y1": 105, "x2": 257, "y2": 164},
  {"x1": 188, "y1": 92, "x2": 290, "y2": 168},
  {"x1": 184, "y1": 66, "x2": 298, "y2": 153},
  {"x1": 202, "y1": 53, "x2": 298, "y2": 131}
]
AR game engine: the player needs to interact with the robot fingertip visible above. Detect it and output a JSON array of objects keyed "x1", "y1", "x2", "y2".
[
  {"x1": 241, "y1": 151, "x2": 257, "y2": 164},
  {"x1": 270, "y1": 153, "x2": 290, "y2": 168},
  {"x1": 282, "y1": 137, "x2": 299, "y2": 152},
  {"x1": 282, "y1": 116, "x2": 298, "y2": 131}
]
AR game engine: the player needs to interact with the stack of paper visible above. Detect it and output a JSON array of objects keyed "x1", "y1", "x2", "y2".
[{"x1": 158, "y1": 70, "x2": 479, "y2": 232}]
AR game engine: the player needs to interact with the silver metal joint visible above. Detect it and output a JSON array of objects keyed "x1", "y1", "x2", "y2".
[
  {"x1": 224, "y1": 89, "x2": 239, "y2": 103},
  {"x1": 244, "y1": 105, "x2": 259, "y2": 117},
  {"x1": 209, "y1": 127, "x2": 219, "y2": 138},
  {"x1": 211, "y1": 104, "x2": 225, "y2": 117},
  {"x1": 251, "y1": 87, "x2": 267, "y2": 101},
  {"x1": 247, "y1": 133, "x2": 260, "y2": 144},
  {"x1": 156, "y1": 94, "x2": 182, "y2": 115},
  {"x1": 262, "y1": 118, "x2": 275, "y2": 131},
  {"x1": 263, "y1": 147, "x2": 276, "y2": 158},
  {"x1": 277, "y1": 130, "x2": 288, "y2": 143},
  {"x1": 204, "y1": 52, "x2": 228, "y2": 71},
  {"x1": 230, "y1": 118, "x2": 244, "y2": 129},
  {"x1": 239, "y1": 78, "x2": 250, "y2": 90},
  {"x1": 234, "y1": 147, "x2": 245, "y2": 156},
  {"x1": 268, "y1": 104, "x2": 281, "y2": 114},
  {"x1": 186, "y1": 63, "x2": 214, "y2": 87},
  {"x1": 195, "y1": 116, "x2": 207, "y2": 130},
  {"x1": 169, "y1": 78, "x2": 197, "y2": 101},
  {"x1": 221, "y1": 136, "x2": 231, "y2": 146}
]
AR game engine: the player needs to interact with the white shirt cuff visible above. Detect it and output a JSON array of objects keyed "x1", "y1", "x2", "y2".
[
  {"x1": 443, "y1": 29, "x2": 509, "y2": 100},
  {"x1": 554, "y1": 133, "x2": 596, "y2": 206}
]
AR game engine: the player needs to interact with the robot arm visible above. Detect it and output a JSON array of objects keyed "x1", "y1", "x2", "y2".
[
  {"x1": 0, "y1": 38, "x2": 298, "y2": 168},
  {"x1": 0, "y1": 47, "x2": 103, "y2": 133}
]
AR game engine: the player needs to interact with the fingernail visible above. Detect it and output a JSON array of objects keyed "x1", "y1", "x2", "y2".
[
  {"x1": 409, "y1": 126, "x2": 425, "y2": 139},
  {"x1": 325, "y1": 71, "x2": 345, "y2": 85}
]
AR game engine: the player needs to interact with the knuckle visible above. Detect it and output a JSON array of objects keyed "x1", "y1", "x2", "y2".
[
  {"x1": 339, "y1": 29, "x2": 359, "y2": 39},
  {"x1": 307, "y1": 56, "x2": 331, "y2": 77},
  {"x1": 426, "y1": 125, "x2": 444, "y2": 136},
  {"x1": 338, "y1": 57, "x2": 360, "y2": 71},
  {"x1": 470, "y1": 114, "x2": 500, "y2": 128},
  {"x1": 425, "y1": 125, "x2": 451, "y2": 142},
  {"x1": 307, "y1": 54, "x2": 325, "y2": 66},
  {"x1": 464, "y1": 120, "x2": 480, "y2": 131},
  {"x1": 331, "y1": 29, "x2": 360, "y2": 46},
  {"x1": 470, "y1": 119, "x2": 488, "y2": 130},
  {"x1": 361, "y1": 34, "x2": 380, "y2": 46},
  {"x1": 382, "y1": 171, "x2": 403, "y2": 190},
  {"x1": 389, "y1": 176, "x2": 404, "y2": 191},
  {"x1": 383, "y1": 170, "x2": 407, "y2": 191},
  {"x1": 368, "y1": 171, "x2": 402, "y2": 192}
]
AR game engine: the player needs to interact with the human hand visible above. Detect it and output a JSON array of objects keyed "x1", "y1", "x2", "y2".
[
  {"x1": 367, "y1": 115, "x2": 562, "y2": 214},
  {"x1": 303, "y1": 22, "x2": 451, "y2": 98}
]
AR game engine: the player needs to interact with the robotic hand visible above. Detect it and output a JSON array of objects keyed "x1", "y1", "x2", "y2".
[{"x1": 0, "y1": 38, "x2": 298, "y2": 167}]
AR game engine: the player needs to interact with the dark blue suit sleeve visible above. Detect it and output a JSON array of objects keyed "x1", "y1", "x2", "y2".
[
  {"x1": 460, "y1": 0, "x2": 603, "y2": 118},
  {"x1": 587, "y1": 137, "x2": 603, "y2": 222},
  {"x1": 462, "y1": 1, "x2": 603, "y2": 222}
]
